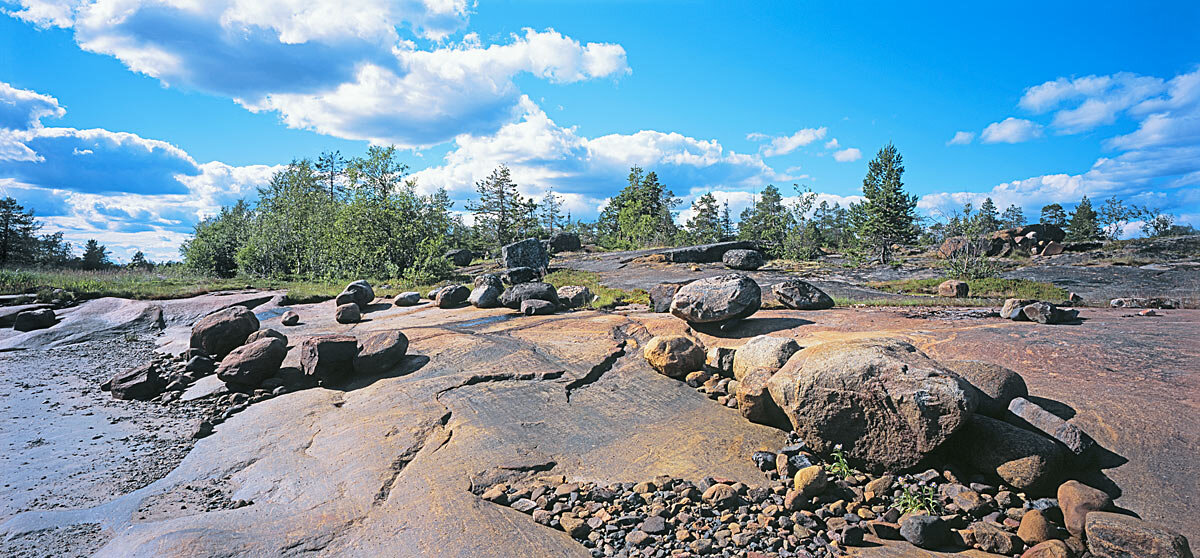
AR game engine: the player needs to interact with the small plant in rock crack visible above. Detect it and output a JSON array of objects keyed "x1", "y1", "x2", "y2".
[
  {"x1": 826, "y1": 444, "x2": 856, "y2": 479},
  {"x1": 892, "y1": 484, "x2": 941, "y2": 515}
]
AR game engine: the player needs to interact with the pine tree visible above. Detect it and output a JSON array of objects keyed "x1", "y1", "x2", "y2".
[
  {"x1": 541, "y1": 189, "x2": 563, "y2": 235},
  {"x1": 597, "y1": 166, "x2": 678, "y2": 249},
  {"x1": 976, "y1": 197, "x2": 1000, "y2": 233},
  {"x1": 81, "y1": 239, "x2": 111, "y2": 270},
  {"x1": 855, "y1": 143, "x2": 918, "y2": 262},
  {"x1": 0, "y1": 197, "x2": 39, "y2": 265},
  {"x1": 466, "y1": 165, "x2": 529, "y2": 248},
  {"x1": 315, "y1": 150, "x2": 347, "y2": 201},
  {"x1": 685, "y1": 193, "x2": 722, "y2": 244},
  {"x1": 738, "y1": 185, "x2": 794, "y2": 252},
  {"x1": 1040, "y1": 204, "x2": 1067, "y2": 227},
  {"x1": 1001, "y1": 204, "x2": 1025, "y2": 229},
  {"x1": 128, "y1": 250, "x2": 152, "y2": 269},
  {"x1": 1066, "y1": 196, "x2": 1102, "y2": 242}
]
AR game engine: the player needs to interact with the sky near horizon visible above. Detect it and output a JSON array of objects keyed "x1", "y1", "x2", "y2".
[{"x1": 1, "y1": 1, "x2": 1198, "y2": 261}]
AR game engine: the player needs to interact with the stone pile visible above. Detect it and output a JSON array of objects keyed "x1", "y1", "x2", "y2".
[
  {"x1": 333, "y1": 279, "x2": 375, "y2": 323},
  {"x1": 939, "y1": 223, "x2": 1067, "y2": 259},
  {"x1": 1001, "y1": 298, "x2": 1080, "y2": 325}
]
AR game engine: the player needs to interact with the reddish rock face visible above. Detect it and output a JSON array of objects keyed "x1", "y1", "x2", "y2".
[{"x1": 190, "y1": 306, "x2": 259, "y2": 358}]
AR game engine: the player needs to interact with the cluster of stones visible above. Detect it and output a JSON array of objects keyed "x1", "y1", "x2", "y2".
[
  {"x1": 1, "y1": 288, "x2": 76, "y2": 332},
  {"x1": 1001, "y1": 298, "x2": 1080, "y2": 325},
  {"x1": 939, "y1": 223, "x2": 1068, "y2": 259},
  {"x1": 491, "y1": 430, "x2": 1191, "y2": 558},
  {"x1": 649, "y1": 277, "x2": 833, "y2": 316},
  {"x1": 332, "y1": 279, "x2": 375, "y2": 324}
]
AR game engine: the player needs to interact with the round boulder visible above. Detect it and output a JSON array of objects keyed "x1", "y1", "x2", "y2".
[
  {"x1": 281, "y1": 311, "x2": 300, "y2": 326},
  {"x1": 245, "y1": 328, "x2": 287, "y2": 346},
  {"x1": 343, "y1": 280, "x2": 374, "y2": 307},
  {"x1": 335, "y1": 303, "x2": 361, "y2": 324},
  {"x1": 556, "y1": 285, "x2": 593, "y2": 308},
  {"x1": 393, "y1": 292, "x2": 421, "y2": 306},
  {"x1": 216, "y1": 337, "x2": 287, "y2": 388},
  {"x1": 435, "y1": 285, "x2": 469, "y2": 308},
  {"x1": 445, "y1": 248, "x2": 473, "y2": 267},
  {"x1": 955, "y1": 414, "x2": 1066, "y2": 492},
  {"x1": 771, "y1": 279, "x2": 834, "y2": 310},
  {"x1": 499, "y1": 282, "x2": 560, "y2": 310},
  {"x1": 643, "y1": 335, "x2": 706, "y2": 379},
  {"x1": 723, "y1": 249, "x2": 765, "y2": 270},
  {"x1": 766, "y1": 338, "x2": 977, "y2": 472},
  {"x1": 942, "y1": 360, "x2": 1028, "y2": 418},
  {"x1": 190, "y1": 306, "x2": 260, "y2": 358},
  {"x1": 669, "y1": 273, "x2": 762, "y2": 324},
  {"x1": 353, "y1": 330, "x2": 409, "y2": 377},
  {"x1": 732, "y1": 335, "x2": 801, "y2": 380},
  {"x1": 474, "y1": 273, "x2": 503, "y2": 289},
  {"x1": 469, "y1": 285, "x2": 502, "y2": 308},
  {"x1": 549, "y1": 231, "x2": 581, "y2": 253}
]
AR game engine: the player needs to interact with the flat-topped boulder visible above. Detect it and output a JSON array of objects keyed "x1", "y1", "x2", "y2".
[{"x1": 660, "y1": 240, "x2": 758, "y2": 263}]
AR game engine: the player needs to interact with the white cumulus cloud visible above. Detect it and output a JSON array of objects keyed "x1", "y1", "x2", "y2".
[
  {"x1": 832, "y1": 147, "x2": 861, "y2": 162},
  {"x1": 980, "y1": 117, "x2": 1043, "y2": 144},
  {"x1": 751, "y1": 127, "x2": 828, "y2": 157},
  {"x1": 946, "y1": 131, "x2": 974, "y2": 145}
]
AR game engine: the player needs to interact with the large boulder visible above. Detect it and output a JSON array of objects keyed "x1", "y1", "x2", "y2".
[
  {"x1": 435, "y1": 285, "x2": 469, "y2": 308},
  {"x1": 942, "y1": 360, "x2": 1028, "y2": 418},
  {"x1": 732, "y1": 335, "x2": 801, "y2": 381},
  {"x1": 766, "y1": 338, "x2": 977, "y2": 471},
  {"x1": 12, "y1": 308, "x2": 56, "y2": 331},
  {"x1": 771, "y1": 280, "x2": 834, "y2": 310},
  {"x1": 502, "y1": 267, "x2": 537, "y2": 285},
  {"x1": 469, "y1": 285, "x2": 502, "y2": 308},
  {"x1": 190, "y1": 306, "x2": 260, "y2": 358},
  {"x1": 300, "y1": 335, "x2": 359, "y2": 386},
  {"x1": 661, "y1": 240, "x2": 758, "y2": 263},
  {"x1": 955, "y1": 414, "x2": 1066, "y2": 492},
  {"x1": 1023, "y1": 302, "x2": 1079, "y2": 324},
  {"x1": 353, "y1": 330, "x2": 409, "y2": 377},
  {"x1": 669, "y1": 274, "x2": 761, "y2": 324},
  {"x1": 216, "y1": 337, "x2": 288, "y2": 388},
  {"x1": 722, "y1": 249, "x2": 765, "y2": 270},
  {"x1": 643, "y1": 335, "x2": 706, "y2": 379},
  {"x1": 393, "y1": 292, "x2": 421, "y2": 306},
  {"x1": 501, "y1": 238, "x2": 549, "y2": 271},
  {"x1": 499, "y1": 282, "x2": 560, "y2": 310},
  {"x1": 556, "y1": 285, "x2": 593, "y2": 308},
  {"x1": 1002, "y1": 298, "x2": 1037, "y2": 320},
  {"x1": 245, "y1": 328, "x2": 287, "y2": 346},
  {"x1": 108, "y1": 362, "x2": 167, "y2": 400},
  {"x1": 281, "y1": 311, "x2": 300, "y2": 326},
  {"x1": 548, "y1": 232, "x2": 581, "y2": 253},
  {"x1": 444, "y1": 249, "x2": 473, "y2": 267},
  {"x1": 343, "y1": 280, "x2": 374, "y2": 307},
  {"x1": 649, "y1": 282, "x2": 687, "y2": 313},
  {"x1": 1085, "y1": 512, "x2": 1192, "y2": 558},
  {"x1": 1058, "y1": 480, "x2": 1113, "y2": 537},
  {"x1": 735, "y1": 367, "x2": 787, "y2": 427},
  {"x1": 474, "y1": 274, "x2": 503, "y2": 289}
]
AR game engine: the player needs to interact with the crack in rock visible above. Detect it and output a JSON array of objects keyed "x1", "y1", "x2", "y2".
[{"x1": 372, "y1": 410, "x2": 451, "y2": 506}]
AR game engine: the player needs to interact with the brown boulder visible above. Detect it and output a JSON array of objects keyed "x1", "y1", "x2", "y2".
[
  {"x1": 190, "y1": 306, "x2": 260, "y2": 358},
  {"x1": 1058, "y1": 480, "x2": 1113, "y2": 537},
  {"x1": 1085, "y1": 512, "x2": 1192, "y2": 558},
  {"x1": 353, "y1": 330, "x2": 409, "y2": 377},
  {"x1": 643, "y1": 335, "x2": 705, "y2": 379},
  {"x1": 1009, "y1": 397, "x2": 1095, "y2": 455},
  {"x1": 943, "y1": 359, "x2": 1028, "y2": 417},
  {"x1": 938, "y1": 279, "x2": 969, "y2": 297},
  {"x1": 766, "y1": 338, "x2": 976, "y2": 471},
  {"x1": 1018, "y1": 508, "x2": 1061, "y2": 546},
  {"x1": 300, "y1": 335, "x2": 359, "y2": 385},
  {"x1": 956, "y1": 415, "x2": 1066, "y2": 492},
  {"x1": 216, "y1": 337, "x2": 288, "y2": 388},
  {"x1": 1002, "y1": 298, "x2": 1037, "y2": 320},
  {"x1": 246, "y1": 328, "x2": 287, "y2": 346},
  {"x1": 735, "y1": 368, "x2": 787, "y2": 427},
  {"x1": 731, "y1": 335, "x2": 801, "y2": 380},
  {"x1": 1022, "y1": 540, "x2": 1074, "y2": 558},
  {"x1": 435, "y1": 285, "x2": 470, "y2": 308},
  {"x1": 108, "y1": 362, "x2": 167, "y2": 401},
  {"x1": 12, "y1": 308, "x2": 56, "y2": 332},
  {"x1": 335, "y1": 303, "x2": 361, "y2": 324}
]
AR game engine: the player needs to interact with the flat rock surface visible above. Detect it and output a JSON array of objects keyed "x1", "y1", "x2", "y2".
[{"x1": 1, "y1": 277, "x2": 1196, "y2": 555}]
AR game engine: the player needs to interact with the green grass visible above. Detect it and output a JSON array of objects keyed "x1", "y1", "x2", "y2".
[
  {"x1": 0, "y1": 267, "x2": 443, "y2": 305},
  {"x1": 542, "y1": 269, "x2": 648, "y2": 309},
  {"x1": 865, "y1": 277, "x2": 1067, "y2": 301}
]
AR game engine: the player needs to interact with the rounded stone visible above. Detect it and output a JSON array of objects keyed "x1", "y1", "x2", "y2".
[{"x1": 643, "y1": 335, "x2": 706, "y2": 379}]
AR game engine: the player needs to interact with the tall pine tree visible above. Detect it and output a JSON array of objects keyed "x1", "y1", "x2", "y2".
[
  {"x1": 685, "y1": 193, "x2": 722, "y2": 244},
  {"x1": 466, "y1": 165, "x2": 529, "y2": 248},
  {"x1": 1066, "y1": 196, "x2": 1102, "y2": 241},
  {"x1": 1040, "y1": 204, "x2": 1067, "y2": 227},
  {"x1": 855, "y1": 143, "x2": 918, "y2": 262}
]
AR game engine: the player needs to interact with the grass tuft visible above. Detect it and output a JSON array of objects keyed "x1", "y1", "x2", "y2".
[{"x1": 542, "y1": 269, "x2": 648, "y2": 309}]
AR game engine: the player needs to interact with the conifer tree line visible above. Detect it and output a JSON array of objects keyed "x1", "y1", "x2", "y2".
[{"x1": 2, "y1": 143, "x2": 1194, "y2": 280}]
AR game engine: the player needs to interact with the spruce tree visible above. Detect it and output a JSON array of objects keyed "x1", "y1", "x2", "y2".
[
  {"x1": 1001, "y1": 204, "x2": 1025, "y2": 229},
  {"x1": 855, "y1": 143, "x2": 918, "y2": 262},
  {"x1": 597, "y1": 166, "x2": 678, "y2": 249},
  {"x1": 685, "y1": 193, "x2": 722, "y2": 244},
  {"x1": 541, "y1": 189, "x2": 563, "y2": 235},
  {"x1": 129, "y1": 250, "x2": 152, "y2": 269},
  {"x1": 1066, "y1": 196, "x2": 1102, "y2": 241},
  {"x1": 0, "y1": 197, "x2": 39, "y2": 265},
  {"x1": 719, "y1": 202, "x2": 734, "y2": 240},
  {"x1": 738, "y1": 185, "x2": 794, "y2": 251},
  {"x1": 466, "y1": 165, "x2": 528, "y2": 248},
  {"x1": 81, "y1": 239, "x2": 111, "y2": 270},
  {"x1": 976, "y1": 197, "x2": 1000, "y2": 232}
]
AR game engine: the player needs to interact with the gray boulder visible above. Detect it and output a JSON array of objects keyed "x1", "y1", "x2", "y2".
[
  {"x1": 343, "y1": 280, "x2": 374, "y2": 307},
  {"x1": 942, "y1": 360, "x2": 1028, "y2": 418},
  {"x1": 669, "y1": 274, "x2": 761, "y2": 324},
  {"x1": 732, "y1": 335, "x2": 801, "y2": 381},
  {"x1": 190, "y1": 306, "x2": 260, "y2": 358},
  {"x1": 766, "y1": 338, "x2": 977, "y2": 471},
  {"x1": 771, "y1": 279, "x2": 833, "y2": 310},
  {"x1": 444, "y1": 248, "x2": 473, "y2": 266},
  {"x1": 499, "y1": 282, "x2": 560, "y2": 310},
  {"x1": 1007, "y1": 397, "x2": 1095, "y2": 455},
  {"x1": 469, "y1": 285, "x2": 502, "y2": 308},
  {"x1": 900, "y1": 515, "x2": 948, "y2": 550},
  {"x1": 501, "y1": 238, "x2": 549, "y2": 271},
  {"x1": 353, "y1": 330, "x2": 409, "y2": 377},
  {"x1": 335, "y1": 303, "x2": 361, "y2": 324},
  {"x1": 1023, "y1": 302, "x2": 1078, "y2": 324},
  {"x1": 300, "y1": 335, "x2": 359, "y2": 385},
  {"x1": 649, "y1": 282, "x2": 687, "y2": 313},
  {"x1": 955, "y1": 414, "x2": 1066, "y2": 492},
  {"x1": 474, "y1": 273, "x2": 503, "y2": 289},
  {"x1": 426, "y1": 287, "x2": 441, "y2": 300},
  {"x1": 393, "y1": 292, "x2": 421, "y2": 306},
  {"x1": 281, "y1": 311, "x2": 300, "y2": 326},
  {"x1": 521, "y1": 299, "x2": 556, "y2": 316},
  {"x1": 722, "y1": 249, "x2": 765, "y2": 270},
  {"x1": 549, "y1": 232, "x2": 581, "y2": 253},
  {"x1": 661, "y1": 241, "x2": 758, "y2": 263},
  {"x1": 435, "y1": 285, "x2": 470, "y2": 308},
  {"x1": 216, "y1": 337, "x2": 287, "y2": 388},
  {"x1": 12, "y1": 308, "x2": 56, "y2": 332},
  {"x1": 502, "y1": 267, "x2": 537, "y2": 285}
]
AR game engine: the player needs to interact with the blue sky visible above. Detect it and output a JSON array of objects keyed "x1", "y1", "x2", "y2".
[{"x1": 1, "y1": 1, "x2": 1198, "y2": 261}]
